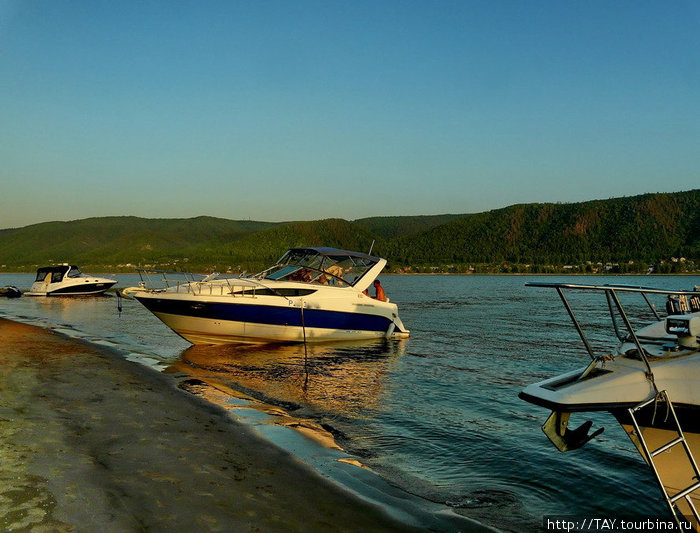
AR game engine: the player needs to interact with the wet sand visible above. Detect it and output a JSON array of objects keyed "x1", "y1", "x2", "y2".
[{"x1": 0, "y1": 318, "x2": 421, "y2": 532}]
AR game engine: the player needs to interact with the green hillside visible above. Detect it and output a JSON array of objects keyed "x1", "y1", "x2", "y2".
[
  {"x1": 0, "y1": 216, "x2": 278, "y2": 271},
  {"x1": 0, "y1": 191, "x2": 697, "y2": 274},
  {"x1": 385, "y1": 190, "x2": 699, "y2": 271},
  {"x1": 353, "y1": 214, "x2": 461, "y2": 239}
]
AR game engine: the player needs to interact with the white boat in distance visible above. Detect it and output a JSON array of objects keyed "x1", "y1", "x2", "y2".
[
  {"x1": 519, "y1": 282, "x2": 700, "y2": 527},
  {"x1": 124, "y1": 247, "x2": 410, "y2": 345},
  {"x1": 25, "y1": 264, "x2": 117, "y2": 296}
]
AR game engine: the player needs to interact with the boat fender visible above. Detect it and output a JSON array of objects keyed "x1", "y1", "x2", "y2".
[
  {"x1": 541, "y1": 411, "x2": 604, "y2": 452},
  {"x1": 119, "y1": 284, "x2": 146, "y2": 299},
  {"x1": 385, "y1": 322, "x2": 396, "y2": 338}
]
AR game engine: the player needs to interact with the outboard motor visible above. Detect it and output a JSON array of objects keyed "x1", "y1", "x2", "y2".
[
  {"x1": 666, "y1": 294, "x2": 690, "y2": 314},
  {"x1": 690, "y1": 295, "x2": 700, "y2": 313}
]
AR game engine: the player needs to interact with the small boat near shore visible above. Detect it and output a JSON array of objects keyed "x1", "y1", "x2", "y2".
[
  {"x1": 123, "y1": 247, "x2": 410, "y2": 345},
  {"x1": 0, "y1": 286, "x2": 21, "y2": 298},
  {"x1": 519, "y1": 282, "x2": 700, "y2": 527},
  {"x1": 25, "y1": 264, "x2": 117, "y2": 296}
]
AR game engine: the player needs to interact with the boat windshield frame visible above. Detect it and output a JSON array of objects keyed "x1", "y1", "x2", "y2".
[
  {"x1": 257, "y1": 247, "x2": 381, "y2": 288},
  {"x1": 66, "y1": 265, "x2": 84, "y2": 278}
]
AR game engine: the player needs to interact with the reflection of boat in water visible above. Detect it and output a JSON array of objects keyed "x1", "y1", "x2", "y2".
[
  {"x1": 24, "y1": 264, "x2": 117, "y2": 296},
  {"x1": 519, "y1": 283, "x2": 700, "y2": 527},
  {"x1": 0, "y1": 286, "x2": 21, "y2": 298},
  {"x1": 172, "y1": 337, "x2": 407, "y2": 417},
  {"x1": 125, "y1": 247, "x2": 410, "y2": 345}
]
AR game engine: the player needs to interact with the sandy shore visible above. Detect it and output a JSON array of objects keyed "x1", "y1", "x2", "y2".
[{"x1": 0, "y1": 318, "x2": 427, "y2": 532}]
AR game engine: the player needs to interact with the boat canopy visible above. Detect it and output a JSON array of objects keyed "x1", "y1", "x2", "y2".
[
  {"x1": 34, "y1": 265, "x2": 82, "y2": 283},
  {"x1": 286, "y1": 247, "x2": 381, "y2": 262},
  {"x1": 260, "y1": 247, "x2": 385, "y2": 289}
]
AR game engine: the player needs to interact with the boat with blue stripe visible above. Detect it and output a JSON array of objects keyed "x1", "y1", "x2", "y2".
[{"x1": 123, "y1": 247, "x2": 410, "y2": 345}]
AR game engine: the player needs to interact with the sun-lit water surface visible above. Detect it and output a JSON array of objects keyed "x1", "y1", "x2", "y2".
[{"x1": 1, "y1": 273, "x2": 698, "y2": 532}]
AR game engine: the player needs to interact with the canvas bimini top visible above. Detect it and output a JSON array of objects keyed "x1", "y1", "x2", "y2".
[
  {"x1": 34, "y1": 264, "x2": 83, "y2": 283},
  {"x1": 285, "y1": 247, "x2": 381, "y2": 262}
]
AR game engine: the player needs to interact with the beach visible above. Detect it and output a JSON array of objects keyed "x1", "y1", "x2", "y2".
[{"x1": 0, "y1": 318, "x2": 422, "y2": 532}]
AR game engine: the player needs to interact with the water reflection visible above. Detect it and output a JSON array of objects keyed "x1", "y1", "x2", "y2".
[
  {"x1": 15, "y1": 295, "x2": 117, "y2": 332},
  {"x1": 170, "y1": 338, "x2": 407, "y2": 419},
  {"x1": 4, "y1": 273, "x2": 699, "y2": 532}
]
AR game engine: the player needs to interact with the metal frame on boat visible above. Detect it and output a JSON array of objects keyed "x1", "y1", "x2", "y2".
[
  {"x1": 124, "y1": 247, "x2": 410, "y2": 345},
  {"x1": 519, "y1": 282, "x2": 700, "y2": 527}
]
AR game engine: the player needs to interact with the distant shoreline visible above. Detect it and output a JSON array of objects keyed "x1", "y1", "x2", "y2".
[
  {"x1": 1, "y1": 271, "x2": 698, "y2": 277},
  {"x1": 384, "y1": 272, "x2": 700, "y2": 276}
]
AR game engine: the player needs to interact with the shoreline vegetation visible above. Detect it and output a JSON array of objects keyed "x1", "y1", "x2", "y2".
[
  {"x1": 1, "y1": 259, "x2": 698, "y2": 277},
  {"x1": 0, "y1": 190, "x2": 697, "y2": 275},
  {"x1": 0, "y1": 317, "x2": 445, "y2": 532},
  {"x1": 0, "y1": 265, "x2": 700, "y2": 277}
]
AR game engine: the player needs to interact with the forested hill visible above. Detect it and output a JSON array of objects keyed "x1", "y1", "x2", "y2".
[
  {"x1": 0, "y1": 191, "x2": 697, "y2": 273},
  {"x1": 0, "y1": 216, "x2": 278, "y2": 269},
  {"x1": 354, "y1": 214, "x2": 461, "y2": 239},
  {"x1": 384, "y1": 190, "x2": 699, "y2": 269}
]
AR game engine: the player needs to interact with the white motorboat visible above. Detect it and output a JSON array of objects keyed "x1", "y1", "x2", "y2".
[
  {"x1": 124, "y1": 247, "x2": 410, "y2": 345},
  {"x1": 25, "y1": 264, "x2": 117, "y2": 296},
  {"x1": 519, "y1": 282, "x2": 700, "y2": 526}
]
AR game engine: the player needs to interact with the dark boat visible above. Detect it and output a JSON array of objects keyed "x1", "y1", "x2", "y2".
[{"x1": 0, "y1": 286, "x2": 21, "y2": 298}]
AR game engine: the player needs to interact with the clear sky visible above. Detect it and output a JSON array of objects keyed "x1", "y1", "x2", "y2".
[{"x1": 1, "y1": 1, "x2": 698, "y2": 229}]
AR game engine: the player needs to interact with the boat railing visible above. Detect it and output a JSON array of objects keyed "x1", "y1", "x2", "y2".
[
  {"x1": 185, "y1": 277, "x2": 290, "y2": 299},
  {"x1": 136, "y1": 268, "x2": 205, "y2": 288},
  {"x1": 526, "y1": 282, "x2": 700, "y2": 381},
  {"x1": 135, "y1": 268, "x2": 292, "y2": 300}
]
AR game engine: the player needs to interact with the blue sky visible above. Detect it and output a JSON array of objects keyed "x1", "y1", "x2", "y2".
[{"x1": 1, "y1": 1, "x2": 698, "y2": 228}]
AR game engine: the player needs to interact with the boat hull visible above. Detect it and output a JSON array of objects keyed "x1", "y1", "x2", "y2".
[
  {"x1": 150, "y1": 311, "x2": 400, "y2": 344},
  {"x1": 25, "y1": 281, "x2": 117, "y2": 296},
  {"x1": 135, "y1": 293, "x2": 407, "y2": 345},
  {"x1": 615, "y1": 404, "x2": 700, "y2": 524}
]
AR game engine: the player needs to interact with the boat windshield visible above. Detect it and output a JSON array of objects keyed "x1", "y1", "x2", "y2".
[
  {"x1": 34, "y1": 269, "x2": 50, "y2": 282},
  {"x1": 35, "y1": 266, "x2": 71, "y2": 283},
  {"x1": 66, "y1": 266, "x2": 83, "y2": 278},
  {"x1": 263, "y1": 249, "x2": 378, "y2": 287}
]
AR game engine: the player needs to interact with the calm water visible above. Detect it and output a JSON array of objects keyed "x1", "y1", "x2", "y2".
[{"x1": 2, "y1": 273, "x2": 698, "y2": 532}]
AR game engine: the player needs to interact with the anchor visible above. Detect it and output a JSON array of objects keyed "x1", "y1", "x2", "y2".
[{"x1": 542, "y1": 411, "x2": 604, "y2": 452}]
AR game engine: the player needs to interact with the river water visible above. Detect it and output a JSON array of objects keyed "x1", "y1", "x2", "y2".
[{"x1": 1, "y1": 273, "x2": 698, "y2": 532}]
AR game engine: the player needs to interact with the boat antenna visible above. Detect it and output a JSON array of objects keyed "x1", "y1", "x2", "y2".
[{"x1": 368, "y1": 240, "x2": 375, "y2": 256}]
